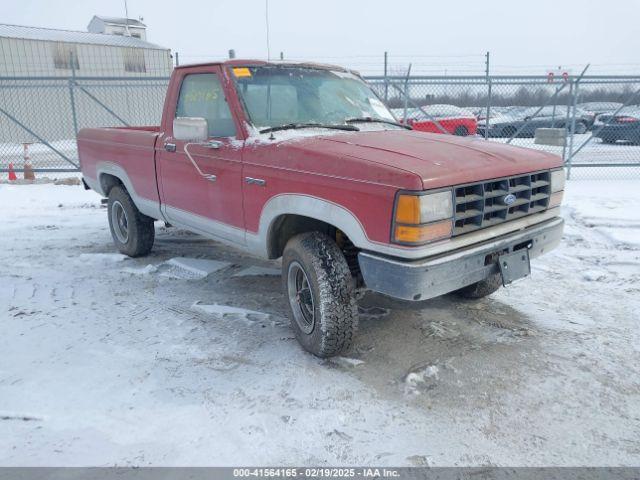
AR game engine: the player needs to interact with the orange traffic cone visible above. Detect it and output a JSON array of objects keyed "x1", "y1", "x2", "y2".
[
  {"x1": 22, "y1": 143, "x2": 35, "y2": 181},
  {"x1": 23, "y1": 162, "x2": 35, "y2": 181},
  {"x1": 8, "y1": 163, "x2": 17, "y2": 181}
]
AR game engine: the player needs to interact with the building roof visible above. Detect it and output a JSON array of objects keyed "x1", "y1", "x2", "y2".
[
  {"x1": 0, "y1": 23, "x2": 167, "y2": 50},
  {"x1": 92, "y1": 16, "x2": 146, "y2": 27}
]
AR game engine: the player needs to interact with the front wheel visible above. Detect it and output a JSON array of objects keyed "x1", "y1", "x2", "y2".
[
  {"x1": 107, "y1": 185, "x2": 155, "y2": 257},
  {"x1": 282, "y1": 232, "x2": 358, "y2": 357}
]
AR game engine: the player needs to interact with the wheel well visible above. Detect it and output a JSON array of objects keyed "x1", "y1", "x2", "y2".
[
  {"x1": 267, "y1": 214, "x2": 362, "y2": 280},
  {"x1": 267, "y1": 215, "x2": 335, "y2": 259},
  {"x1": 99, "y1": 173, "x2": 124, "y2": 196}
]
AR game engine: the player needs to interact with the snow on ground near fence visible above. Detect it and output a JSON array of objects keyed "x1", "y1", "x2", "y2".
[{"x1": 0, "y1": 182, "x2": 639, "y2": 466}]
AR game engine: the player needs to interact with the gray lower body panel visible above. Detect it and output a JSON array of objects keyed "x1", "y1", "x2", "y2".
[{"x1": 358, "y1": 217, "x2": 564, "y2": 301}]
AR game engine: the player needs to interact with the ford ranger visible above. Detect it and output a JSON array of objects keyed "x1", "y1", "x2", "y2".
[{"x1": 78, "y1": 60, "x2": 565, "y2": 357}]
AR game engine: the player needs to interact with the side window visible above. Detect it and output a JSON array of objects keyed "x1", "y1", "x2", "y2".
[{"x1": 175, "y1": 73, "x2": 236, "y2": 137}]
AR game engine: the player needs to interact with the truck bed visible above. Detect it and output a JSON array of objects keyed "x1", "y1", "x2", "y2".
[{"x1": 77, "y1": 126, "x2": 162, "y2": 216}]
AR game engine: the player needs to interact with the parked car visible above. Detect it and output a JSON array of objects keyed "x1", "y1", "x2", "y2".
[
  {"x1": 78, "y1": 60, "x2": 564, "y2": 357},
  {"x1": 477, "y1": 106, "x2": 590, "y2": 138},
  {"x1": 393, "y1": 104, "x2": 477, "y2": 136},
  {"x1": 578, "y1": 102, "x2": 623, "y2": 128},
  {"x1": 593, "y1": 106, "x2": 640, "y2": 144}
]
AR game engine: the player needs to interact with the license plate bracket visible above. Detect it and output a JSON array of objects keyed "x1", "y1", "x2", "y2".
[{"x1": 498, "y1": 249, "x2": 531, "y2": 286}]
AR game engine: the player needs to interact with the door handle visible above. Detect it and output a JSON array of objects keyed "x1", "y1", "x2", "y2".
[
  {"x1": 164, "y1": 142, "x2": 176, "y2": 152},
  {"x1": 245, "y1": 177, "x2": 266, "y2": 186},
  {"x1": 204, "y1": 174, "x2": 217, "y2": 183}
]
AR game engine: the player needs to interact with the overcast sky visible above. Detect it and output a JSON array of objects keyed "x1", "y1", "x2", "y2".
[{"x1": 4, "y1": 0, "x2": 640, "y2": 75}]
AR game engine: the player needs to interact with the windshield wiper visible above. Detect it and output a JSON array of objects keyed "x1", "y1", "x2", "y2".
[
  {"x1": 259, "y1": 123, "x2": 359, "y2": 134},
  {"x1": 345, "y1": 117, "x2": 411, "y2": 130}
]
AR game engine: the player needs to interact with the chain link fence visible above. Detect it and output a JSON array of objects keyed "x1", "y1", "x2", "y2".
[
  {"x1": 1, "y1": 70, "x2": 639, "y2": 180},
  {"x1": 0, "y1": 75, "x2": 169, "y2": 178},
  {"x1": 367, "y1": 74, "x2": 640, "y2": 179}
]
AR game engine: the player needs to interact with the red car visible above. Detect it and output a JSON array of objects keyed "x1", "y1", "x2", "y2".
[
  {"x1": 78, "y1": 60, "x2": 564, "y2": 357},
  {"x1": 393, "y1": 104, "x2": 478, "y2": 136}
]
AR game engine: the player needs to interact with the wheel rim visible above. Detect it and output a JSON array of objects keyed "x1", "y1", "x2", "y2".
[
  {"x1": 287, "y1": 261, "x2": 315, "y2": 334},
  {"x1": 111, "y1": 200, "x2": 129, "y2": 244}
]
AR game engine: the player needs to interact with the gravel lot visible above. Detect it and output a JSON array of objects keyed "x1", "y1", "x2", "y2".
[{"x1": 0, "y1": 180, "x2": 639, "y2": 466}]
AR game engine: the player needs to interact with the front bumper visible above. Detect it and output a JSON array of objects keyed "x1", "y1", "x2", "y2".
[{"x1": 358, "y1": 216, "x2": 564, "y2": 301}]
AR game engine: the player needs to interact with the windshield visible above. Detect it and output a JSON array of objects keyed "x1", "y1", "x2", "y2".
[{"x1": 231, "y1": 65, "x2": 397, "y2": 130}]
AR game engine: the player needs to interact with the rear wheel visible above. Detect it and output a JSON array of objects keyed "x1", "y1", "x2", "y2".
[
  {"x1": 454, "y1": 273, "x2": 502, "y2": 299},
  {"x1": 575, "y1": 122, "x2": 587, "y2": 134},
  {"x1": 107, "y1": 185, "x2": 155, "y2": 257},
  {"x1": 282, "y1": 232, "x2": 358, "y2": 357},
  {"x1": 454, "y1": 125, "x2": 469, "y2": 136}
]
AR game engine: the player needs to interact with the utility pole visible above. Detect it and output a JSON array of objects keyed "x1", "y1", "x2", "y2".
[
  {"x1": 265, "y1": 0, "x2": 271, "y2": 60},
  {"x1": 175, "y1": 51, "x2": 179, "y2": 66},
  {"x1": 123, "y1": 0, "x2": 131, "y2": 36}
]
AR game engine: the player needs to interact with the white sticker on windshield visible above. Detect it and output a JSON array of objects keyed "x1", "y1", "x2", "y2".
[{"x1": 369, "y1": 97, "x2": 395, "y2": 120}]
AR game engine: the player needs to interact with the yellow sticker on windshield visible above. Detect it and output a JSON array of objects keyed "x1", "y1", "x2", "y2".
[{"x1": 233, "y1": 67, "x2": 252, "y2": 77}]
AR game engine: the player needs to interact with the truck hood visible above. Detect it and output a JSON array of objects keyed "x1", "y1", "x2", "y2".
[{"x1": 315, "y1": 129, "x2": 562, "y2": 189}]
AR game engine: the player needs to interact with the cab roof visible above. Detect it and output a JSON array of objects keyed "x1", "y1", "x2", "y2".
[{"x1": 174, "y1": 59, "x2": 359, "y2": 75}]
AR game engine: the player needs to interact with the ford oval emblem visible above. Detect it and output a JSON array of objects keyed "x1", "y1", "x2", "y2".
[{"x1": 503, "y1": 193, "x2": 517, "y2": 206}]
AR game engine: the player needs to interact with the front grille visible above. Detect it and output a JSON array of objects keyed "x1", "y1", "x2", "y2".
[{"x1": 453, "y1": 171, "x2": 551, "y2": 236}]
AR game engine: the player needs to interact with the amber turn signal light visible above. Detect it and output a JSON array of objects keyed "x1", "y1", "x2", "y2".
[
  {"x1": 395, "y1": 194, "x2": 421, "y2": 224},
  {"x1": 394, "y1": 219, "x2": 453, "y2": 244}
]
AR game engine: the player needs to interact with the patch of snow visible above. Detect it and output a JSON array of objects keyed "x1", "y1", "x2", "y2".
[
  {"x1": 582, "y1": 269, "x2": 608, "y2": 282},
  {"x1": 160, "y1": 257, "x2": 230, "y2": 279},
  {"x1": 190, "y1": 301, "x2": 269, "y2": 320},
  {"x1": 404, "y1": 365, "x2": 439, "y2": 395},
  {"x1": 77, "y1": 253, "x2": 128, "y2": 263},
  {"x1": 330, "y1": 356, "x2": 366, "y2": 368},
  {"x1": 232, "y1": 266, "x2": 281, "y2": 278},
  {"x1": 121, "y1": 264, "x2": 158, "y2": 276}
]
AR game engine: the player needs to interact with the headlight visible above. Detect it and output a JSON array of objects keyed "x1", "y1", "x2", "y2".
[
  {"x1": 393, "y1": 190, "x2": 453, "y2": 245},
  {"x1": 549, "y1": 168, "x2": 565, "y2": 208}
]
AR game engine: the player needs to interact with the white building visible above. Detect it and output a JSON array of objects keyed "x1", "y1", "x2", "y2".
[
  {"x1": 0, "y1": 21, "x2": 172, "y2": 76},
  {"x1": 0, "y1": 20, "x2": 172, "y2": 147}
]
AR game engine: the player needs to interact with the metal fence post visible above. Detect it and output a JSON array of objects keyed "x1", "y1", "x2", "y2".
[
  {"x1": 384, "y1": 51, "x2": 388, "y2": 103},
  {"x1": 402, "y1": 63, "x2": 412, "y2": 122},
  {"x1": 561, "y1": 80, "x2": 574, "y2": 164},
  {"x1": 68, "y1": 51, "x2": 79, "y2": 137},
  {"x1": 485, "y1": 78, "x2": 492, "y2": 140},
  {"x1": 566, "y1": 65, "x2": 589, "y2": 180}
]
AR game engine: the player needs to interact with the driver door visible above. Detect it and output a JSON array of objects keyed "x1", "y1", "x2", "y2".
[{"x1": 156, "y1": 67, "x2": 245, "y2": 244}]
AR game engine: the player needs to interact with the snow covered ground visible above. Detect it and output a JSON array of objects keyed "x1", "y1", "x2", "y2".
[{"x1": 0, "y1": 180, "x2": 639, "y2": 466}]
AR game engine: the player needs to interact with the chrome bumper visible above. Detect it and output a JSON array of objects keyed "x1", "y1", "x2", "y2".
[{"x1": 358, "y1": 216, "x2": 564, "y2": 301}]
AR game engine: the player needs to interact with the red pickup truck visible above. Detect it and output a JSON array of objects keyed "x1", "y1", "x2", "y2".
[{"x1": 78, "y1": 60, "x2": 565, "y2": 357}]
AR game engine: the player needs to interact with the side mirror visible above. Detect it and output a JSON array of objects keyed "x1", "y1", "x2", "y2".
[{"x1": 173, "y1": 117, "x2": 208, "y2": 142}]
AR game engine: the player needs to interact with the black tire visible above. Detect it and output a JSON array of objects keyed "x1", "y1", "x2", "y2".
[
  {"x1": 107, "y1": 185, "x2": 155, "y2": 257},
  {"x1": 282, "y1": 232, "x2": 358, "y2": 357},
  {"x1": 575, "y1": 122, "x2": 587, "y2": 135},
  {"x1": 454, "y1": 125, "x2": 469, "y2": 136},
  {"x1": 454, "y1": 272, "x2": 502, "y2": 299}
]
